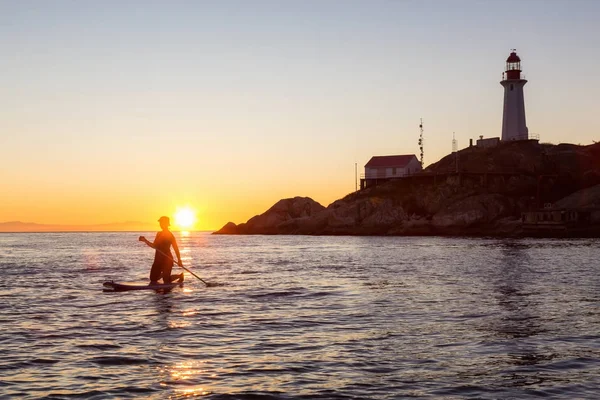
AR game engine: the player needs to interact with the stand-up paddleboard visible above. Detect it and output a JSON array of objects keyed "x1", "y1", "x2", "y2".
[{"x1": 103, "y1": 277, "x2": 184, "y2": 292}]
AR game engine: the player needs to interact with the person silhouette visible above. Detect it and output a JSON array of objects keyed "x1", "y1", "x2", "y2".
[{"x1": 139, "y1": 216, "x2": 184, "y2": 284}]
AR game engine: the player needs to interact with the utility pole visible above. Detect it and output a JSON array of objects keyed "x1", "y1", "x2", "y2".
[
  {"x1": 419, "y1": 119, "x2": 424, "y2": 168},
  {"x1": 355, "y1": 162, "x2": 357, "y2": 192},
  {"x1": 452, "y1": 132, "x2": 458, "y2": 173}
]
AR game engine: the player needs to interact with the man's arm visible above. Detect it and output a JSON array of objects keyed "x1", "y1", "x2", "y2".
[
  {"x1": 138, "y1": 233, "x2": 158, "y2": 249},
  {"x1": 171, "y1": 234, "x2": 183, "y2": 266}
]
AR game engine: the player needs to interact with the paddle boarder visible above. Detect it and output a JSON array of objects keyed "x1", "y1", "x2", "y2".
[{"x1": 139, "y1": 216, "x2": 184, "y2": 284}]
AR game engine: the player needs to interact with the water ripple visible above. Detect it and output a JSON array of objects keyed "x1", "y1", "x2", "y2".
[{"x1": 1, "y1": 233, "x2": 599, "y2": 399}]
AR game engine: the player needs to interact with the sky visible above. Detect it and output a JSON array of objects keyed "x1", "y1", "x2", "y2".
[{"x1": 1, "y1": 0, "x2": 599, "y2": 230}]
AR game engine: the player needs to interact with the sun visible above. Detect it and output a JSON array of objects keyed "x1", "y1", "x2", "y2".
[{"x1": 174, "y1": 207, "x2": 197, "y2": 230}]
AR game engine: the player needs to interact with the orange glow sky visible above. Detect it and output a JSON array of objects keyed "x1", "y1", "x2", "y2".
[{"x1": 1, "y1": 1, "x2": 599, "y2": 231}]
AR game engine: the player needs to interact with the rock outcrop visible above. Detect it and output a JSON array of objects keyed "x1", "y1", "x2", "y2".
[
  {"x1": 214, "y1": 141, "x2": 600, "y2": 236},
  {"x1": 214, "y1": 197, "x2": 326, "y2": 234},
  {"x1": 554, "y1": 183, "x2": 600, "y2": 209}
]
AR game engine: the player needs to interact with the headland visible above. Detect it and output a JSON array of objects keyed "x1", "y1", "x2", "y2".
[{"x1": 214, "y1": 140, "x2": 600, "y2": 237}]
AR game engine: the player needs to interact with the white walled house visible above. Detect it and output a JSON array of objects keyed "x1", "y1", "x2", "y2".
[{"x1": 361, "y1": 154, "x2": 422, "y2": 189}]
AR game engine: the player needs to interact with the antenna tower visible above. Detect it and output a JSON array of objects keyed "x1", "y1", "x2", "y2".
[{"x1": 418, "y1": 119, "x2": 424, "y2": 168}]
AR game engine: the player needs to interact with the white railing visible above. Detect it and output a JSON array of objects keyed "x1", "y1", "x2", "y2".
[
  {"x1": 360, "y1": 171, "x2": 421, "y2": 180},
  {"x1": 508, "y1": 133, "x2": 539, "y2": 141}
]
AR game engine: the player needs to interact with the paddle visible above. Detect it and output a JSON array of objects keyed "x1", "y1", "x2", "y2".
[{"x1": 153, "y1": 248, "x2": 210, "y2": 287}]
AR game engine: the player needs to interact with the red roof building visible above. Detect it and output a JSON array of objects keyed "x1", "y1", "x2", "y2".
[
  {"x1": 361, "y1": 154, "x2": 422, "y2": 189},
  {"x1": 364, "y1": 155, "x2": 418, "y2": 169}
]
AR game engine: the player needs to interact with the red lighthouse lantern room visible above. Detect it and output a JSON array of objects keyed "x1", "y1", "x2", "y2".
[{"x1": 505, "y1": 50, "x2": 522, "y2": 80}]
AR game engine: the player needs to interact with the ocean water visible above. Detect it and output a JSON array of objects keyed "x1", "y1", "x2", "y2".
[{"x1": 0, "y1": 233, "x2": 599, "y2": 399}]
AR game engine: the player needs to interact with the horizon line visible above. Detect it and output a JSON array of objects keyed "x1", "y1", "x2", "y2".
[
  {"x1": 0, "y1": 230, "x2": 215, "y2": 233},
  {"x1": 0, "y1": 220, "x2": 217, "y2": 233}
]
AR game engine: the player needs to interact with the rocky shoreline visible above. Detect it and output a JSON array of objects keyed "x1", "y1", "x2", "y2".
[{"x1": 214, "y1": 141, "x2": 600, "y2": 237}]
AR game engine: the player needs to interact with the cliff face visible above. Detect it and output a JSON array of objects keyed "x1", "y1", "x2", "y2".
[{"x1": 214, "y1": 141, "x2": 600, "y2": 236}]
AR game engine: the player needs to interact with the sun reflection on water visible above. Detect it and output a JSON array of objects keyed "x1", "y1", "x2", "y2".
[
  {"x1": 172, "y1": 387, "x2": 212, "y2": 398},
  {"x1": 168, "y1": 320, "x2": 191, "y2": 329},
  {"x1": 158, "y1": 360, "x2": 214, "y2": 398},
  {"x1": 182, "y1": 309, "x2": 199, "y2": 317}
]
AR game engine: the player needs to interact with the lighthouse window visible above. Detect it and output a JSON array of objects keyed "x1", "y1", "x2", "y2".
[{"x1": 510, "y1": 84, "x2": 514, "y2": 91}]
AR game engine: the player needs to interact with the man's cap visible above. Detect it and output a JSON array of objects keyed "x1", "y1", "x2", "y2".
[{"x1": 158, "y1": 216, "x2": 170, "y2": 225}]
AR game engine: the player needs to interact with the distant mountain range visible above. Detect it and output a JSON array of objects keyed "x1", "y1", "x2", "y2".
[{"x1": 0, "y1": 221, "x2": 158, "y2": 232}]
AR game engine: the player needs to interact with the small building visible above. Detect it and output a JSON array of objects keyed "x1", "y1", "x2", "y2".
[
  {"x1": 477, "y1": 136, "x2": 500, "y2": 148},
  {"x1": 361, "y1": 154, "x2": 422, "y2": 190},
  {"x1": 521, "y1": 207, "x2": 600, "y2": 237}
]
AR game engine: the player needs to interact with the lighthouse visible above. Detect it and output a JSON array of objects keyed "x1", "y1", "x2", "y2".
[{"x1": 500, "y1": 50, "x2": 528, "y2": 141}]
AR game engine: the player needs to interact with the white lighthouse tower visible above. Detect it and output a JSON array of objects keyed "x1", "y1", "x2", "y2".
[{"x1": 500, "y1": 50, "x2": 528, "y2": 141}]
